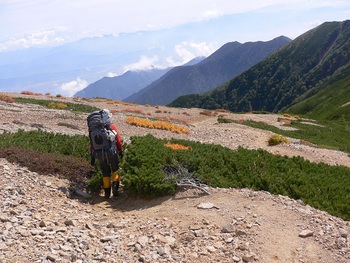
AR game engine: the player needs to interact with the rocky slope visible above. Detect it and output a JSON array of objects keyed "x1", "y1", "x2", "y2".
[{"x1": 0, "y1": 94, "x2": 349, "y2": 262}]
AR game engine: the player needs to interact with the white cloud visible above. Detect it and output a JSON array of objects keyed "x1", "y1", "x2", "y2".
[
  {"x1": 200, "y1": 3, "x2": 221, "y2": 20},
  {"x1": 123, "y1": 41, "x2": 218, "y2": 72},
  {"x1": 174, "y1": 41, "x2": 218, "y2": 64},
  {"x1": 60, "y1": 78, "x2": 88, "y2": 97},
  {"x1": 2, "y1": 0, "x2": 350, "y2": 51},
  {"x1": 305, "y1": 20, "x2": 323, "y2": 28},
  {"x1": 0, "y1": 27, "x2": 68, "y2": 51},
  {"x1": 107, "y1": 72, "x2": 118, "y2": 77},
  {"x1": 123, "y1": 55, "x2": 162, "y2": 72}
]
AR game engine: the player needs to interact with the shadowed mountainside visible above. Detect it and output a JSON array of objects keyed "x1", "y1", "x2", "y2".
[{"x1": 124, "y1": 36, "x2": 291, "y2": 105}]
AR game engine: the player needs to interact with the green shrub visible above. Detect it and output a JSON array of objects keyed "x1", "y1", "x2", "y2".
[
  {"x1": 217, "y1": 117, "x2": 235, "y2": 123},
  {"x1": 0, "y1": 130, "x2": 89, "y2": 158},
  {"x1": 227, "y1": 119, "x2": 350, "y2": 154},
  {"x1": 1, "y1": 129, "x2": 350, "y2": 221},
  {"x1": 14, "y1": 97, "x2": 99, "y2": 113},
  {"x1": 87, "y1": 167, "x2": 103, "y2": 193},
  {"x1": 268, "y1": 134, "x2": 290, "y2": 145},
  {"x1": 121, "y1": 134, "x2": 350, "y2": 221}
]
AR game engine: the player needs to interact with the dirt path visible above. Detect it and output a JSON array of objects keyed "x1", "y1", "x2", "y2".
[{"x1": 1, "y1": 157, "x2": 349, "y2": 262}]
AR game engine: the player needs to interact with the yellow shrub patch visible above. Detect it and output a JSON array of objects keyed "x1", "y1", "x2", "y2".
[
  {"x1": 125, "y1": 116, "x2": 190, "y2": 134},
  {"x1": 268, "y1": 134, "x2": 290, "y2": 146},
  {"x1": 48, "y1": 102, "x2": 68, "y2": 109}
]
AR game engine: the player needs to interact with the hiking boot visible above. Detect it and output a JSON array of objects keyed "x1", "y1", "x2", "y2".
[
  {"x1": 112, "y1": 182, "x2": 119, "y2": 197},
  {"x1": 104, "y1": 188, "x2": 111, "y2": 199}
]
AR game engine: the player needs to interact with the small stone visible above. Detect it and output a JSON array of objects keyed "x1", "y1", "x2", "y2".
[
  {"x1": 106, "y1": 222, "x2": 115, "y2": 228},
  {"x1": 64, "y1": 220, "x2": 75, "y2": 226},
  {"x1": 30, "y1": 229, "x2": 44, "y2": 236},
  {"x1": 137, "y1": 236, "x2": 149, "y2": 247},
  {"x1": 339, "y1": 228, "x2": 348, "y2": 238},
  {"x1": 238, "y1": 242, "x2": 249, "y2": 251},
  {"x1": 197, "y1": 202, "x2": 218, "y2": 209},
  {"x1": 39, "y1": 220, "x2": 46, "y2": 227},
  {"x1": 85, "y1": 223, "x2": 93, "y2": 230},
  {"x1": 189, "y1": 225, "x2": 201, "y2": 231},
  {"x1": 59, "y1": 245, "x2": 72, "y2": 251},
  {"x1": 232, "y1": 255, "x2": 241, "y2": 262},
  {"x1": 221, "y1": 224, "x2": 235, "y2": 233},
  {"x1": 9, "y1": 210, "x2": 19, "y2": 216},
  {"x1": 134, "y1": 243, "x2": 142, "y2": 252},
  {"x1": 236, "y1": 229, "x2": 248, "y2": 236},
  {"x1": 158, "y1": 245, "x2": 171, "y2": 256},
  {"x1": 242, "y1": 252, "x2": 256, "y2": 262},
  {"x1": 155, "y1": 234, "x2": 176, "y2": 247},
  {"x1": 18, "y1": 229, "x2": 30, "y2": 237},
  {"x1": 74, "y1": 189, "x2": 92, "y2": 198},
  {"x1": 104, "y1": 245, "x2": 113, "y2": 251},
  {"x1": 194, "y1": 229, "x2": 206, "y2": 237},
  {"x1": 299, "y1": 230, "x2": 314, "y2": 238},
  {"x1": 206, "y1": 246, "x2": 216, "y2": 253},
  {"x1": 46, "y1": 254, "x2": 57, "y2": 262},
  {"x1": 225, "y1": 237, "x2": 234, "y2": 243},
  {"x1": 55, "y1": 227, "x2": 67, "y2": 233},
  {"x1": 100, "y1": 235, "x2": 119, "y2": 242}
]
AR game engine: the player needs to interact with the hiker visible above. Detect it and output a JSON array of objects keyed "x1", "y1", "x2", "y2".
[{"x1": 87, "y1": 109, "x2": 124, "y2": 198}]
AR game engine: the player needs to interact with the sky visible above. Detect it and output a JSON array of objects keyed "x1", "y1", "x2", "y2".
[
  {"x1": 1, "y1": 0, "x2": 350, "y2": 52},
  {"x1": 1, "y1": 0, "x2": 350, "y2": 96}
]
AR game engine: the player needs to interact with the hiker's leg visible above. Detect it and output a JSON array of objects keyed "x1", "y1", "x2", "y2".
[
  {"x1": 110, "y1": 154, "x2": 120, "y2": 196},
  {"x1": 100, "y1": 159, "x2": 112, "y2": 198}
]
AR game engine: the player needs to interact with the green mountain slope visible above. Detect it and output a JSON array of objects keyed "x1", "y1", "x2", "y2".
[
  {"x1": 169, "y1": 20, "x2": 350, "y2": 117},
  {"x1": 287, "y1": 72, "x2": 350, "y2": 121}
]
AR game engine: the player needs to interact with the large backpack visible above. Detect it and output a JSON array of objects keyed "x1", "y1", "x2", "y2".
[{"x1": 87, "y1": 110, "x2": 117, "y2": 155}]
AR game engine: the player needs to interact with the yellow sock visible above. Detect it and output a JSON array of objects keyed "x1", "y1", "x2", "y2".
[
  {"x1": 102, "y1": 176, "x2": 111, "y2": 188},
  {"x1": 111, "y1": 171, "x2": 120, "y2": 182}
]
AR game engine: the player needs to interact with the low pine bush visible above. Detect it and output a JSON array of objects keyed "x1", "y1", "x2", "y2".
[
  {"x1": 121, "y1": 134, "x2": 350, "y2": 221},
  {"x1": 0, "y1": 147, "x2": 92, "y2": 185},
  {"x1": 219, "y1": 118, "x2": 350, "y2": 154},
  {"x1": 0, "y1": 130, "x2": 112, "y2": 193},
  {"x1": 1, "y1": 129, "x2": 349, "y2": 221},
  {"x1": 0, "y1": 130, "x2": 89, "y2": 158}
]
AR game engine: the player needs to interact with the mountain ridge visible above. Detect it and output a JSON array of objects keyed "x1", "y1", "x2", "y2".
[
  {"x1": 74, "y1": 68, "x2": 170, "y2": 100},
  {"x1": 74, "y1": 56, "x2": 206, "y2": 100},
  {"x1": 124, "y1": 36, "x2": 291, "y2": 105},
  {"x1": 169, "y1": 20, "x2": 350, "y2": 120}
]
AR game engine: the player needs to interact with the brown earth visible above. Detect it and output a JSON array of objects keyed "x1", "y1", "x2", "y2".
[{"x1": 0, "y1": 93, "x2": 349, "y2": 262}]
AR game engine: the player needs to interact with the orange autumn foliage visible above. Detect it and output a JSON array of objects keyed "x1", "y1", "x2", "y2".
[
  {"x1": 164, "y1": 143, "x2": 191, "y2": 150},
  {"x1": 125, "y1": 116, "x2": 190, "y2": 134}
]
